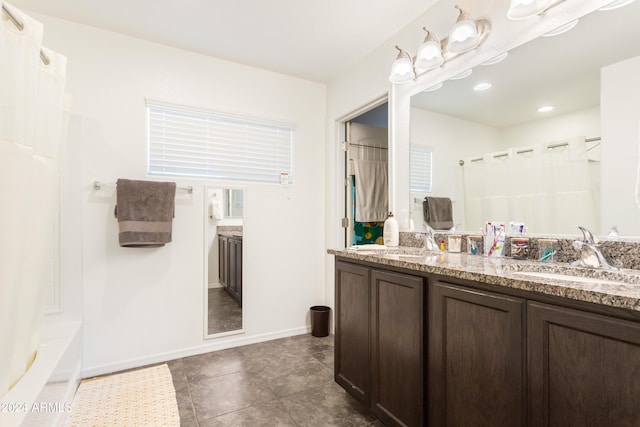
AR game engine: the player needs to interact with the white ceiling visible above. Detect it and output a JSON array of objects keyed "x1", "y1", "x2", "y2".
[{"x1": 11, "y1": 0, "x2": 439, "y2": 83}]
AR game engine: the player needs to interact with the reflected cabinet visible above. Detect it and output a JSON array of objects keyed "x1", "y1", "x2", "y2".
[{"x1": 218, "y1": 234, "x2": 242, "y2": 305}]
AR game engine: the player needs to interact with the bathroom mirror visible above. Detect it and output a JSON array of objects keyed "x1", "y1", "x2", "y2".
[
  {"x1": 204, "y1": 187, "x2": 244, "y2": 338},
  {"x1": 224, "y1": 188, "x2": 244, "y2": 218},
  {"x1": 408, "y1": 1, "x2": 640, "y2": 236}
]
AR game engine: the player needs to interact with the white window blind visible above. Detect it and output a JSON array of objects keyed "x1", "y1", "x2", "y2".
[
  {"x1": 410, "y1": 146, "x2": 433, "y2": 193},
  {"x1": 146, "y1": 100, "x2": 294, "y2": 183}
]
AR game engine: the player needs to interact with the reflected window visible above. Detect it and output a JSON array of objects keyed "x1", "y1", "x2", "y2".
[{"x1": 410, "y1": 146, "x2": 433, "y2": 193}]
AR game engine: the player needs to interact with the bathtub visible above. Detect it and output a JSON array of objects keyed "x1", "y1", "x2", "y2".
[{"x1": 0, "y1": 314, "x2": 82, "y2": 427}]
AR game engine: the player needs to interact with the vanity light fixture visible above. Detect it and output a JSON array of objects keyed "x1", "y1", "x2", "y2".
[
  {"x1": 538, "y1": 105, "x2": 554, "y2": 112},
  {"x1": 388, "y1": 5, "x2": 491, "y2": 84},
  {"x1": 389, "y1": 46, "x2": 415, "y2": 84},
  {"x1": 415, "y1": 28, "x2": 444, "y2": 71},
  {"x1": 598, "y1": 0, "x2": 636, "y2": 11},
  {"x1": 473, "y1": 82, "x2": 492, "y2": 91},
  {"x1": 507, "y1": 0, "x2": 567, "y2": 20},
  {"x1": 424, "y1": 82, "x2": 444, "y2": 92},
  {"x1": 449, "y1": 69, "x2": 473, "y2": 80},
  {"x1": 542, "y1": 18, "x2": 579, "y2": 37}
]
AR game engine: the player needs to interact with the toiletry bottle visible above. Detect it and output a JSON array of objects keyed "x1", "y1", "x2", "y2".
[
  {"x1": 383, "y1": 212, "x2": 399, "y2": 246},
  {"x1": 440, "y1": 240, "x2": 445, "y2": 252}
]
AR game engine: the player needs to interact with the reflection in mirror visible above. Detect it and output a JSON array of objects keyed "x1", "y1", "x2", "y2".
[
  {"x1": 409, "y1": 1, "x2": 640, "y2": 236},
  {"x1": 205, "y1": 187, "x2": 243, "y2": 337},
  {"x1": 224, "y1": 188, "x2": 244, "y2": 218}
]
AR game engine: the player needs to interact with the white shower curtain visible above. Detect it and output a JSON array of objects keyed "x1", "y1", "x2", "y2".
[
  {"x1": 463, "y1": 137, "x2": 598, "y2": 234},
  {"x1": 0, "y1": 2, "x2": 67, "y2": 397}
]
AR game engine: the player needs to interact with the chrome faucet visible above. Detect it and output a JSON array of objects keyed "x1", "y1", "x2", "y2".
[
  {"x1": 419, "y1": 225, "x2": 439, "y2": 252},
  {"x1": 572, "y1": 226, "x2": 617, "y2": 270}
]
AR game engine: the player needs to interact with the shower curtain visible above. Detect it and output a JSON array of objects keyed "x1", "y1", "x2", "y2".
[
  {"x1": 463, "y1": 137, "x2": 598, "y2": 234},
  {"x1": 0, "y1": 2, "x2": 67, "y2": 397}
]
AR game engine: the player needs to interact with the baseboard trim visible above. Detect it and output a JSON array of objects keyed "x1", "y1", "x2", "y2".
[{"x1": 82, "y1": 326, "x2": 311, "y2": 378}]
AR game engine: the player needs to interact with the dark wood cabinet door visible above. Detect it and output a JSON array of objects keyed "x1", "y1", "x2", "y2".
[
  {"x1": 218, "y1": 235, "x2": 228, "y2": 287},
  {"x1": 528, "y1": 302, "x2": 640, "y2": 427},
  {"x1": 235, "y1": 238, "x2": 242, "y2": 305},
  {"x1": 429, "y1": 282, "x2": 526, "y2": 427},
  {"x1": 335, "y1": 261, "x2": 371, "y2": 406},
  {"x1": 227, "y1": 237, "x2": 242, "y2": 303},
  {"x1": 370, "y1": 269, "x2": 424, "y2": 427}
]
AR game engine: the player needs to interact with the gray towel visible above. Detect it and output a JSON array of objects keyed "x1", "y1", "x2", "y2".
[
  {"x1": 353, "y1": 159, "x2": 388, "y2": 222},
  {"x1": 115, "y1": 179, "x2": 177, "y2": 247},
  {"x1": 423, "y1": 197, "x2": 453, "y2": 230}
]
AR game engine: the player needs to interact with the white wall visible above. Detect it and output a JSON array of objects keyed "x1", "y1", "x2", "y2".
[
  {"x1": 409, "y1": 107, "x2": 500, "y2": 230},
  {"x1": 36, "y1": 13, "x2": 327, "y2": 375},
  {"x1": 499, "y1": 107, "x2": 601, "y2": 149},
  {"x1": 601, "y1": 56, "x2": 640, "y2": 237}
]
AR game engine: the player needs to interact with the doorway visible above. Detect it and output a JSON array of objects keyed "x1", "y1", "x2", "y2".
[{"x1": 343, "y1": 102, "x2": 389, "y2": 247}]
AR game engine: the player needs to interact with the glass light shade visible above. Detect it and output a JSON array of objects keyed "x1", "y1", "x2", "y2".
[
  {"x1": 447, "y1": 8, "x2": 480, "y2": 53},
  {"x1": 449, "y1": 69, "x2": 473, "y2": 80},
  {"x1": 599, "y1": 0, "x2": 636, "y2": 11},
  {"x1": 415, "y1": 33, "x2": 444, "y2": 71},
  {"x1": 507, "y1": 0, "x2": 552, "y2": 20},
  {"x1": 389, "y1": 55, "x2": 415, "y2": 84},
  {"x1": 423, "y1": 82, "x2": 443, "y2": 92},
  {"x1": 481, "y1": 52, "x2": 508, "y2": 66},
  {"x1": 542, "y1": 18, "x2": 578, "y2": 37}
]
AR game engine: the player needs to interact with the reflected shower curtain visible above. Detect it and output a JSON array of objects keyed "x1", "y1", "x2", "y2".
[
  {"x1": 463, "y1": 137, "x2": 598, "y2": 234},
  {"x1": 0, "y1": 2, "x2": 67, "y2": 397}
]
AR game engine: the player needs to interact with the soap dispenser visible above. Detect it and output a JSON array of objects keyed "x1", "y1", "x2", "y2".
[{"x1": 383, "y1": 212, "x2": 399, "y2": 247}]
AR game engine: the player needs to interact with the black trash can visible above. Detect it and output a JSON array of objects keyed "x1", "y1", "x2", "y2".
[{"x1": 310, "y1": 305, "x2": 331, "y2": 337}]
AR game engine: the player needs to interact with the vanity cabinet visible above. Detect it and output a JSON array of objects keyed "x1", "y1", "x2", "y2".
[
  {"x1": 335, "y1": 261, "x2": 424, "y2": 427},
  {"x1": 334, "y1": 257, "x2": 640, "y2": 427},
  {"x1": 218, "y1": 234, "x2": 242, "y2": 305},
  {"x1": 528, "y1": 302, "x2": 640, "y2": 427},
  {"x1": 429, "y1": 282, "x2": 526, "y2": 427}
]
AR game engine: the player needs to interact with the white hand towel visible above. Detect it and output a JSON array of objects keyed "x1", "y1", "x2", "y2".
[{"x1": 209, "y1": 199, "x2": 223, "y2": 220}]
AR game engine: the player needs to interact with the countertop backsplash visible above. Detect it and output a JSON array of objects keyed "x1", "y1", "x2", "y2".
[{"x1": 401, "y1": 231, "x2": 640, "y2": 271}]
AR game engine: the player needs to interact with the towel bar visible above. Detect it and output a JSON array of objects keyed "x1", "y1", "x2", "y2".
[{"x1": 93, "y1": 180, "x2": 193, "y2": 194}]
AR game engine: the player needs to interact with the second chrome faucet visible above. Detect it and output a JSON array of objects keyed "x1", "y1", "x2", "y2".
[{"x1": 572, "y1": 225, "x2": 617, "y2": 270}]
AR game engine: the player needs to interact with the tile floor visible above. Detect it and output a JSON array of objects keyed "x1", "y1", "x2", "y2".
[
  {"x1": 207, "y1": 288, "x2": 242, "y2": 335},
  {"x1": 168, "y1": 334, "x2": 382, "y2": 426}
]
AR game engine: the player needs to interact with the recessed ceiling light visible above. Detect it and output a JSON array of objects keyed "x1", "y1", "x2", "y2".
[
  {"x1": 542, "y1": 19, "x2": 579, "y2": 37},
  {"x1": 449, "y1": 69, "x2": 473, "y2": 80},
  {"x1": 481, "y1": 52, "x2": 508, "y2": 66},
  {"x1": 423, "y1": 82, "x2": 443, "y2": 92},
  {"x1": 473, "y1": 82, "x2": 492, "y2": 91},
  {"x1": 538, "y1": 105, "x2": 554, "y2": 112}
]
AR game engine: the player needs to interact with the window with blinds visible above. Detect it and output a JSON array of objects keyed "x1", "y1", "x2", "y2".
[
  {"x1": 410, "y1": 146, "x2": 433, "y2": 193},
  {"x1": 146, "y1": 100, "x2": 294, "y2": 183}
]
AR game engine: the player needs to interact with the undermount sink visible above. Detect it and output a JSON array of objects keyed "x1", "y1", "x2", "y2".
[
  {"x1": 382, "y1": 253, "x2": 426, "y2": 260},
  {"x1": 511, "y1": 271, "x2": 631, "y2": 286},
  {"x1": 505, "y1": 264, "x2": 640, "y2": 287}
]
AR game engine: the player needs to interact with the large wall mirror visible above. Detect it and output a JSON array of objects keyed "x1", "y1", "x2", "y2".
[
  {"x1": 408, "y1": 1, "x2": 640, "y2": 237},
  {"x1": 204, "y1": 187, "x2": 244, "y2": 338}
]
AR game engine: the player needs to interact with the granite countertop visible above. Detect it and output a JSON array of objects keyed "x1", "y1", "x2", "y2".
[
  {"x1": 328, "y1": 246, "x2": 640, "y2": 312},
  {"x1": 218, "y1": 226, "x2": 243, "y2": 238},
  {"x1": 218, "y1": 231, "x2": 243, "y2": 238}
]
